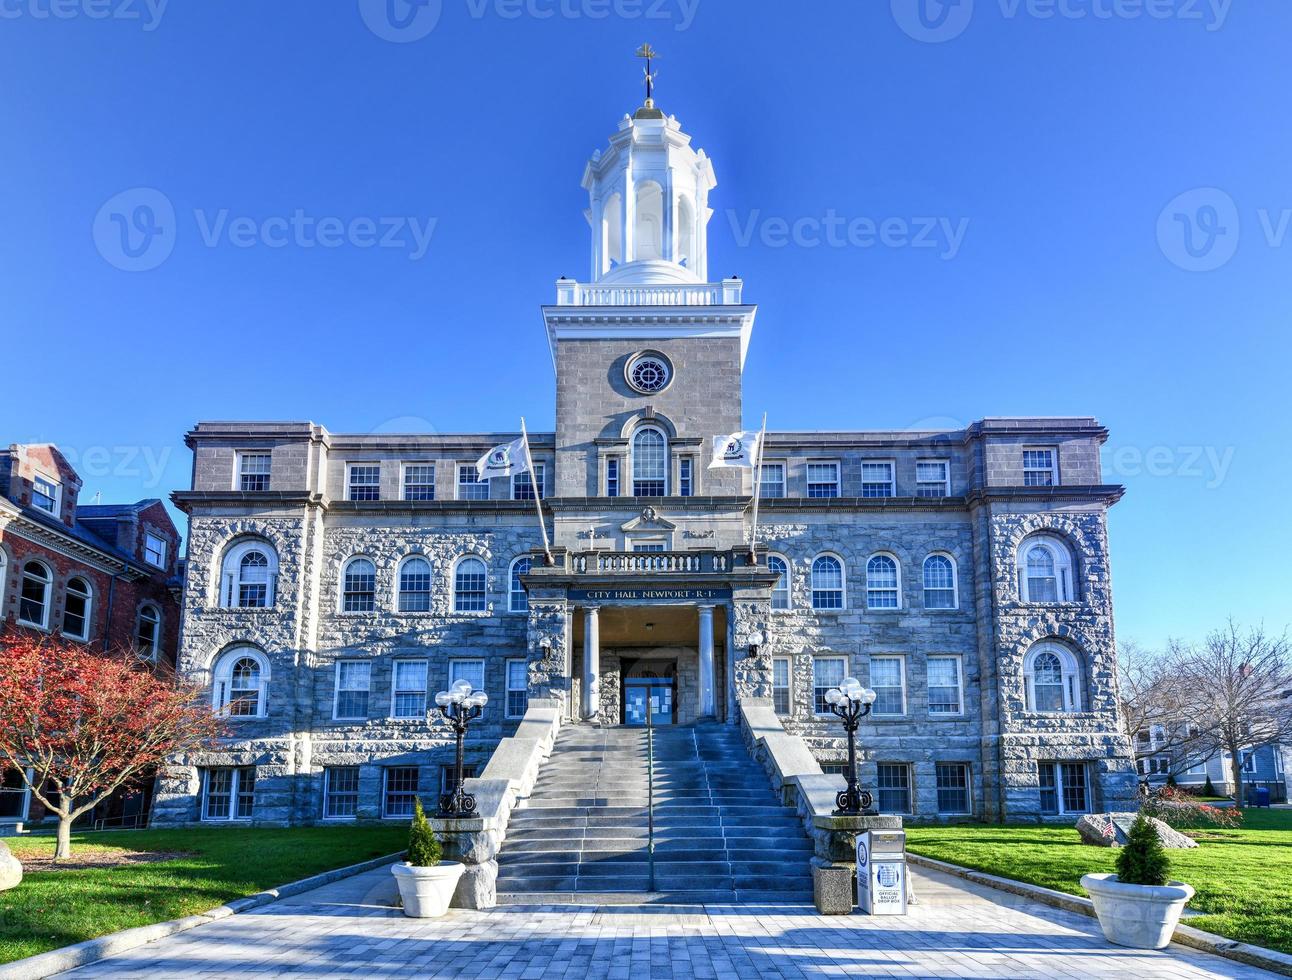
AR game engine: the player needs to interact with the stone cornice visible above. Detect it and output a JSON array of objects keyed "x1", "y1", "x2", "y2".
[
  {"x1": 965, "y1": 484, "x2": 1125, "y2": 507},
  {"x1": 2, "y1": 513, "x2": 146, "y2": 578}
]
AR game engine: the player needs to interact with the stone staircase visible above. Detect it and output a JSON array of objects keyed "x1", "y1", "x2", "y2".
[{"x1": 495, "y1": 722, "x2": 815, "y2": 904}]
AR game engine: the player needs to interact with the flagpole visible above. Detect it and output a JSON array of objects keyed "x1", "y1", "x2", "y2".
[
  {"x1": 519, "y1": 417, "x2": 555, "y2": 566},
  {"x1": 747, "y1": 412, "x2": 768, "y2": 564}
]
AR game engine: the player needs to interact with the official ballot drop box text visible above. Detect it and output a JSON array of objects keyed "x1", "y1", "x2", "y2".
[{"x1": 856, "y1": 829, "x2": 907, "y2": 915}]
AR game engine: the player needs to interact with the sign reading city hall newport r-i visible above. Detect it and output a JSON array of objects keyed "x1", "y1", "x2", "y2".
[{"x1": 569, "y1": 587, "x2": 732, "y2": 603}]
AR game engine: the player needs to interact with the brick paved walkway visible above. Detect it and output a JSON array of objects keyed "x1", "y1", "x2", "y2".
[{"x1": 59, "y1": 864, "x2": 1277, "y2": 979}]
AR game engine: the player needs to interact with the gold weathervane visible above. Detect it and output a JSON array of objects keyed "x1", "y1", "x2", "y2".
[{"x1": 636, "y1": 43, "x2": 659, "y2": 108}]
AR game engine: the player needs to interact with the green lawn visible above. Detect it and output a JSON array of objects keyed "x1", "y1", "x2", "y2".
[
  {"x1": 905, "y1": 809, "x2": 1292, "y2": 955},
  {"x1": 0, "y1": 826, "x2": 407, "y2": 965}
]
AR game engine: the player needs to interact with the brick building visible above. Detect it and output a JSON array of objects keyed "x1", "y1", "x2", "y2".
[{"x1": 0, "y1": 443, "x2": 182, "y2": 832}]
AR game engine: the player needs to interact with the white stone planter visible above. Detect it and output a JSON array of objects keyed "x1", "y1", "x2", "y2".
[
  {"x1": 1080, "y1": 873, "x2": 1195, "y2": 950},
  {"x1": 391, "y1": 861, "x2": 464, "y2": 918}
]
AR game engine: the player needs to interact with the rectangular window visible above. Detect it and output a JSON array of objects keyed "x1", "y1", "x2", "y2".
[
  {"x1": 403, "y1": 464, "x2": 436, "y2": 501},
  {"x1": 812, "y1": 656, "x2": 846, "y2": 715},
  {"x1": 936, "y1": 763, "x2": 971, "y2": 814},
  {"x1": 238, "y1": 453, "x2": 271, "y2": 492},
  {"x1": 506, "y1": 659, "x2": 528, "y2": 719},
  {"x1": 759, "y1": 462, "x2": 786, "y2": 499},
  {"x1": 678, "y1": 458, "x2": 693, "y2": 497},
  {"x1": 806, "y1": 462, "x2": 840, "y2": 499},
  {"x1": 632, "y1": 540, "x2": 667, "y2": 552},
  {"x1": 772, "y1": 657, "x2": 792, "y2": 715},
  {"x1": 605, "y1": 457, "x2": 620, "y2": 498},
  {"x1": 449, "y1": 659, "x2": 486, "y2": 700},
  {"x1": 1242, "y1": 751, "x2": 1257, "y2": 774},
  {"x1": 392, "y1": 659, "x2": 428, "y2": 719},
  {"x1": 876, "y1": 763, "x2": 911, "y2": 814},
  {"x1": 927, "y1": 656, "x2": 963, "y2": 715},
  {"x1": 144, "y1": 532, "x2": 167, "y2": 568},
  {"x1": 383, "y1": 766, "x2": 420, "y2": 818},
  {"x1": 512, "y1": 463, "x2": 545, "y2": 501},
  {"x1": 334, "y1": 661, "x2": 371, "y2": 720},
  {"x1": 458, "y1": 464, "x2": 490, "y2": 500},
  {"x1": 870, "y1": 656, "x2": 906, "y2": 716},
  {"x1": 323, "y1": 766, "x2": 360, "y2": 819},
  {"x1": 861, "y1": 461, "x2": 895, "y2": 498},
  {"x1": 347, "y1": 464, "x2": 381, "y2": 501},
  {"x1": 1023, "y1": 448, "x2": 1057, "y2": 487},
  {"x1": 441, "y1": 764, "x2": 478, "y2": 796},
  {"x1": 202, "y1": 766, "x2": 255, "y2": 821},
  {"x1": 1039, "y1": 761, "x2": 1090, "y2": 815},
  {"x1": 32, "y1": 474, "x2": 59, "y2": 514},
  {"x1": 916, "y1": 460, "x2": 950, "y2": 498}
]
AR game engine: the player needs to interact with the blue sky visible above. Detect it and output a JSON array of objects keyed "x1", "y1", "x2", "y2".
[{"x1": 1, "y1": 0, "x2": 1287, "y2": 648}]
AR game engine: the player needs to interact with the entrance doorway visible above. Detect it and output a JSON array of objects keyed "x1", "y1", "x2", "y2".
[{"x1": 621, "y1": 660, "x2": 677, "y2": 726}]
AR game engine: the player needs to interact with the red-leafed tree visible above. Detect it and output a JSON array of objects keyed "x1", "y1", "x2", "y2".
[{"x1": 0, "y1": 633, "x2": 225, "y2": 859}]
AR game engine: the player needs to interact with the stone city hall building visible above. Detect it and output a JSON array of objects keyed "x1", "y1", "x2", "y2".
[{"x1": 153, "y1": 95, "x2": 1137, "y2": 839}]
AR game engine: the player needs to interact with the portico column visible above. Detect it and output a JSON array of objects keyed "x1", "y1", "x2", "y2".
[
  {"x1": 582, "y1": 606, "x2": 600, "y2": 722},
  {"x1": 698, "y1": 604, "x2": 715, "y2": 718}
]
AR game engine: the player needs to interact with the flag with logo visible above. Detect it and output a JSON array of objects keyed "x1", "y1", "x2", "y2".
[
  {"x1": 709, "y1": 430, "x2": 762, "y2": 469},
  {"x1": 476, "y1": 436, "x2": 529, "y2": 481}
]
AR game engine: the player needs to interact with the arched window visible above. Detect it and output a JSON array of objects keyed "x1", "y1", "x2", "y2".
[
  {"x1": 634, "y1": 180, "x2": 664, "y2": 261},
  {"x1": 219, "y1": 539, "x2": 278, "y2": 609},
  {"x1": 632, "y1": 426, "x2": 668, "y2": 497},
  {"x1": 866, "y1": 554, "x2": 900, "y2": 609},
  {"x1": 18, "y1": 560, "x2": 52, "y2": 628},
  {"x1": 341, "y1": 558, "x2": 376, "y2": 613},
  {"x1": 62, "y1": 576, "x2": 93, "y2": 641},
  {"x1": 509, "y1": 556, "x2": 531, "y2": 613},
  {"x1": 1018, "y1": 534, "x2": 1075, "y2": 603},
  {"x1": 136, "y1": 604, "x2": 161, "y2": 659},
  {"x1": 767, "y1": 554, "x2": 791, "y2": 611},
  {"x1": 213, "y1": 647, "x2": 269, "y2": 717},
  {"x1": 1023, "y1": 642, "x2": 1082, "y2": 713},
  {"x1": 922, "y1": 554, "x2": 957, "y2": 610},
  {"x1": 677, "y1": 195, "x2": 696, "y2": 268},
  {"x1": 454, "y1": 557, "x2": 487, "y2": 613},
  {"x1": 397, "y1": 556, "x2": 432, "y2": 613},
  {"x1": 811, "y1": 555, "x2": 844, "y2": 610},
  {"x1": 604, "y1": 191, "x2": 623, "y2": 269}
]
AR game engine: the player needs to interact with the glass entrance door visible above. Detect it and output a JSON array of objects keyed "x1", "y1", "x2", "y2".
[{"x1": 621, "y1": 664, "x2": 676, "y2": 726}]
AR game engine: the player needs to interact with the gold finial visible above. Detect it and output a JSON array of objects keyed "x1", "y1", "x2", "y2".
[{"x1": 636, "y1": 43, "x2": 659, "y2": 108}]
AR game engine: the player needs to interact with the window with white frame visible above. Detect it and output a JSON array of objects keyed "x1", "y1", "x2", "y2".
[
  {"x1": 870, "y1": 656, "x2": 906, "y2": 715},
  {"x1": 323, "y1": 766, "x2": 360, "y2": 818},
  {"x1": 811, "y1": 555, "x2": 844, "y2": 610},
  {"x1": 341, "y1": 557, "x2": 377, "y2": 613},
  {"x1": 678, "y1": 458, "x2": 693, "y2": 497},
  {"x1": 0, "y1": 767, "x2": 28, "y2": 821},
  {"x1": 772, "y1": 657, "x2": 792, "y2": 715},
  {"x1": 927, "y1": 656, "x2": 963, "y2": 715},
  {"x1": 449, "y1": 659, "x2": 486, "y2": 700},
  {"x1": 31, "y1": 473, "x2": 59, "y2": 515},
  {"x1": 1023, "y1": 448, "x2": 1058, "y2": 487},
  {"x1": 806, "y1": 461, "x2": 839, "y2": 499},
  {"x1": 513, "y1": 463, "x2": 545, "y2": 501},
  {"x1": 397, "y1": 556, "x2": 432, "y2": 613},
  {"x1": 135, "y1": 604, "x2": 161, "y2": 659},
  {"x1": 457, "y1": 464, "x2": 490, "y2": 500},
  {"x1": 632, "y1": 427, "x2": 668, "y2": 497},
  {"x1": 509, "y1": 557, "x2": 530, "y2": 612},
  {"x1": 936, "y1": 763, "x2": 971, "y2": 814},
  {"x1": 18, "y1": 560, "x2": 51, "y2": 628},
  {"x1": 861, "y1": 461, "x2": 895, "y2": 498},
  {"x1": 144, "y1": 532, "x2": 167, "y2": 569},
  {"x1": 454, "y1": 557, "x2": 487, "y2": 613},
  {"x1": 334, "y1": 661, "x2": 371, "y2": 720},
  {"x1": 759, "y1": 462, "x2": 785, "y2": 499},
  {"x1": 922, "y1": 554, "x2": 957, "y2": 609},
  {"x1": 1242, "y1": 751, "x2": 1257, "y2": 774},
  {"x1": 1018, "y1": 534, "x2": 1075, "y2": 603},
  {"x1": 876, "y1": 763, "x2": 912, "y2": 813},
  {"x1": 441, "y1": 764, "x2": 478, "y2": 796},
  {"x1": 605, "y1": 457, "x2": 620, "y2": 497},
  {"x1": 201, "y1": 766, "x2": 255, "y2": 821},
  {"x1": 391, "y1": 659, "x2": 428, "y2": 719},
  {"x1": 383, "y1": 766, "x2": 420, "y2": 818},
  {"x1": 1039, "y1": 761, "x2": 1090, "y2": 814},
  {"x1": 812, "y1": 656, "x2": 846, "y2": 715},
  {"x1": 238, "y1": 453, "x2": 272, "y2": 492},
  {"x1": 916, "y1": 460, "x2": 950, "y2": 498},
  {"x1": 767, "y1": 555, "x2": 791, "y2": 611},
  {"x1": 347, "y1": 464, "x2": 381, "y2": 501},
  {"x1": 506, "y1": 659, "x2": 528, "y2": 719},
  {"x1": 220, "y1": 540, "x2": 278, "y2": 609},
  {"x1": 1023, "y1": 642, "x2": 1082, "y2": 713},
  {"x1": 632, "y1": 540, "x2": 667, "y2": 552},
  {"x1": 866, "y1": 554, "x2": 900, "y2": 609},
  {"x1": 403, "y1": 464, "x2": 436, "y2": 501},
  {"x1": 213, "y1": 648, "x2": 268, "y2": 717},
  {"x1": 62, "y1": 576, "x2": 92, "y2": 641}
]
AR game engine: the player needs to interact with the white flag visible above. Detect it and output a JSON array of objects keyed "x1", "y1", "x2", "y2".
[
  {"x1": 476, "y1": 437, "x2": 529, "y2": 481},
  {"x1": 709, "y1": 430, "x2": 762, "y2": 469}
]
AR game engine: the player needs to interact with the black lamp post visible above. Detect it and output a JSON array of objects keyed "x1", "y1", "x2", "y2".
[
  {"x1": 434, "y1": 679, "x2": 487, "y2": 816},
  {"x1": 825, "y1": 676, "x2": 878, "y2": 815}
]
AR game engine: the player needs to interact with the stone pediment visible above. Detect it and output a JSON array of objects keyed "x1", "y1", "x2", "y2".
[{"x1": 620, "y1": 506, "x2": 676, "y2": 533}]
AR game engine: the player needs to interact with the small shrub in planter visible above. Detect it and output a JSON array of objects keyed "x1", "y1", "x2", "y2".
[
  {"x1": 407, "y1": 798, "x2": 442, "y2": 867},
  {"x1": 1117, "y1": 813, "x2": 1170, "y2": 886},
  {"x1": 390, "y1": 798, "x2": 464, "y2": 918},
  {"x1": 1081, "y1": 814, "x2": 1194, "y2": 949}
]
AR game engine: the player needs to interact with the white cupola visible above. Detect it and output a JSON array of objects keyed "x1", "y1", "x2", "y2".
[{"x1": 581, "y1": 104, "x2": 716, "y2": 285}]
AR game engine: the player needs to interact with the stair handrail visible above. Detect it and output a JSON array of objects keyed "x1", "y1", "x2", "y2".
[{"x1": 646, "y1": 697, "x2": 656, "y2": 892}]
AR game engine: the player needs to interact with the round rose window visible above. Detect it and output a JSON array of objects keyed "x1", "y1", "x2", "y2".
[{"x1": 626, "y1": 352, "x2": 673, "y2": 394}]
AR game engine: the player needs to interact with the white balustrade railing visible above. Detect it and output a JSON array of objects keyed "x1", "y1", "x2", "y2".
[
  {"x1": 571, "y1": 551, "x2": 730, "y2": 574},
  {"x1": 555, "y1": 280, "x2": 743, "y2": 307}
]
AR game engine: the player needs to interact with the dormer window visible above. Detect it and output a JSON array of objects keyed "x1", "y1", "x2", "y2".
[
  {"x1": 144, "y1": 532, "x2": 167, "y2": 569},
  {"x1": 32, "y1": 473, "x2": 59, "y2": 515}
]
